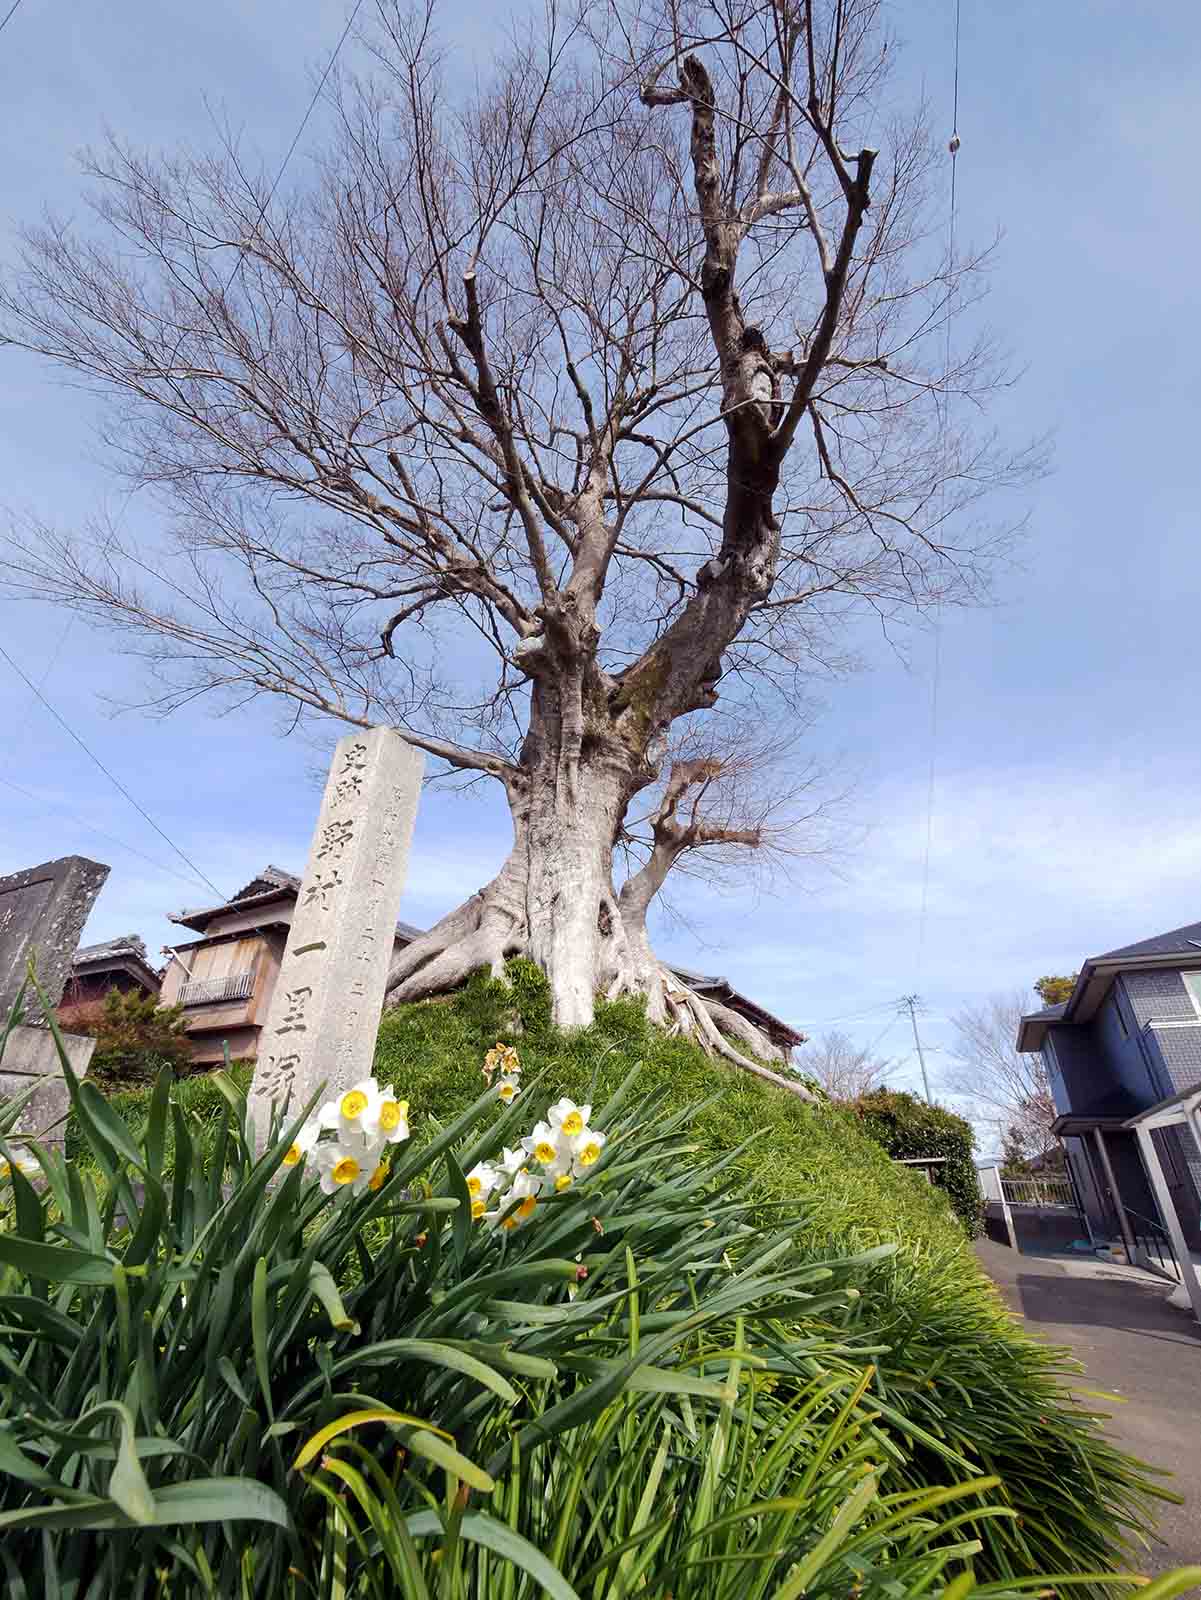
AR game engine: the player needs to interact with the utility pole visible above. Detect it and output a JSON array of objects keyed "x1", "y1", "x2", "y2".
[{"x1": 900, "y1": 994, "x2": 933, "y2": 1105}]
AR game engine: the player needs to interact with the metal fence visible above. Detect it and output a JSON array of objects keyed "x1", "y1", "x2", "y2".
[
  {"x1": 1125, "y1": 1207, "x2": 1180, "y2": 1281},
  {"x1": 1000, "y1": 1178, "x2": 1076, "y2": 1209},
  {"x1": 178, "y1": 971, "x2": 255, "y2": 1006}
]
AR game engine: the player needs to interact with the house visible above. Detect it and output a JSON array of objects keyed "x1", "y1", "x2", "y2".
[
  {"x1": 57, "y1": 934, "x2": 161, "y2": 1028},
  {"x1": 669, "y1": 964, "x2": 807, "y2": 1060},
  {"x1": 161, "y1": 866, "x2": 422, "y2": 1065},
  {"x1": 1017, "y1": 917, "x2": 1201, "y2": 1314},
  {"x1": 163, "y1": 865, "x2": 805, "y2": 1070}
]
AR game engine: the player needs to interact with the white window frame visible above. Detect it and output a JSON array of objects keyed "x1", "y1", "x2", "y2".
[{"x1": 1183, "y1": 971, "x2": 1201, "y2": 1019}]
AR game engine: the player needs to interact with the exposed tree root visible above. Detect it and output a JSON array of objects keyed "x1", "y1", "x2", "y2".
[
  {"x1": 386, "y1": 863, "x2": 814, "y2": 1103},
  {"x1": 386, "y1": 856, "x2": 528, "y2": 1003},
  {"x1": 604, "y1": 946, "x2": 815, "y2": 1103}
]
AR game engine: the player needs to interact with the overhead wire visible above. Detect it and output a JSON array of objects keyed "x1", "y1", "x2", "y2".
[
  {"x1": 0, "y1": 773, "x2": 212, "y2": 893},
  {"x1": 217, "y1": 0, "x2": 368, "y2": 299},
  {"x1": 16, "y1": 612, "x2": 73, "y2": 741},
  {"x1": 0, "y1": 0, "x2": 28, "y2": 39},
  {"x1": 0, "y1": 636, "x2": 224, "y2": 899},
  {"x1": 916, "y1": 0, "x2": 963, "y2": 978},
  {"x1": 2, "y1": 1, "x2": 373, "y2": 907}
]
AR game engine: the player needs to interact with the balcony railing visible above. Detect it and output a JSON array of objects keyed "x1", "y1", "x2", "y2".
[
  {"x1": 178, "y1": 971, "x2": 255, "y2": 1007},
  {"x1": 1000, "y1": 1178, "x2": 1076, "y2": 1209}
]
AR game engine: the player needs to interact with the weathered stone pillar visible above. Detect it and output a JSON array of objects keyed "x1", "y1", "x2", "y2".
[{"x1": 247, "y1": 729, "x2": 423, "y2": 1142}]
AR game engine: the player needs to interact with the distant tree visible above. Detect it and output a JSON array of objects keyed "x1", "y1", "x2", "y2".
[
  {"x1": 801, "y1": 1029, "x2": 894, "y2": 1100},
  {"x1": 78, "y1": 989, "x2": 194, "y2": 1090},
  {"x1": 1034, "y1": 974, "x2": 1077, "y2": 1008},
  {"x1": 946, "y1": 991, "x2": 1058, "y2": 1165}
]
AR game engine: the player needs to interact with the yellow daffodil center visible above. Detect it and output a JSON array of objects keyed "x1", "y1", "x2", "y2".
[
  {"x1": 560, "y1": 1110, "x2": 584, "y2": 1136},
  {"x1": 368, "y1": 1161, "x2": 389, "y2": 1192},
  {"x1": 499, "y1": 1082, "x2": 517, "y2": 1101},
  {"x1": 554, "y1": 1173, "x2": 573, "y2": 1192},
  {"x1": 471, "y1": 1198, "x2": 486, "y2": 1219},
  {"x1": 379, "y1": 1100, "x2": 402, "y2": 1132},
  {"x1": 332, "y1": 1156, "x2": 361, "y2": 1185},
  {"x1": 501, "y1": 1215, "x2": 519, "y2": 1230},
  {"x1": 516, "y1": 1194, "x2": 537, "y2": 1219},
  {"x1": 533, "y1": 1140, "x2": 557, "y2": 1164},
  {"x1": 340, "y1": 1089, "x2": 369, "y2": 1121},
  {"x1": 0, "y1": 1162, "x2": 10, "y2": 1179},
  {"x1": 467, "y1": 1175, "x2": 483, "y2": 1196},
  {"x1": 282, "y1": 1144, "x2": 302, "y2": 1166},
  {"x1": 577, "y1": 1141, "x2": 601, "y2": 1167}
]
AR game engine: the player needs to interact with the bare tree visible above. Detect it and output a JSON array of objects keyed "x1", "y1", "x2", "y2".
[
  {"x1": 799, "y1": 1028, "x2": 894, "y2": 1098},
  {"x1": 0, "y1": 0, "x2": 1033, "y2": 1085},
  {"x1": 608, "y1": 721, "x2": 851, "y2": 1060},
  {"x1": 947, "y1": 991, "x2": 1058, "y2": 1162}
]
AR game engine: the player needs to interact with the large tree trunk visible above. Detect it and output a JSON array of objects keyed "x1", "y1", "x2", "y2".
[
  {"x1": 385, "y1": 736, "x2": 814, "y2": 1102},
  {"x1": 386, "y1": 685, "x2": 631, "y2": 1030}
]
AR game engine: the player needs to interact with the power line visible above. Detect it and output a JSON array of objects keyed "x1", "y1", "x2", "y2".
[
  {"x1": 219, "y1": 0, "x2": 368, "y2": 298},
  {"x1": 17, "y1": 612, "x2": 73, "y2": 741},
  {"x1": 0, "y1": 0, "x2": 29, "y2": 39},
  {"x1": 0, "y1": 636, "x2": 224, "y2": 899},
  {"x1": 0, "y1": 773, "x2": 211, "y2": 892},
  {"x1": 916, "y1": 0, "x2": 964, "y2": 976}
]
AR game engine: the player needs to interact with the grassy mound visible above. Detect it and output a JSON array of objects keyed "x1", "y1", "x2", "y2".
[
  {"x1": 367, "y1": 964, "x2": 1174, "y2": 1586},
  {"x1": 76, "y1": 962, "x2": 1175, "y2": 1587}
]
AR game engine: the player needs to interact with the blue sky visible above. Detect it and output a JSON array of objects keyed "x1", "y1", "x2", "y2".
[{"x1": 2, "y1": 0, "x2": 1199, "y2": 1147}]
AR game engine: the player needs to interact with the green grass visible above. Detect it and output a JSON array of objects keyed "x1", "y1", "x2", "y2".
[
  {"x1": 67, "y1": 962, "x2": 1181, "y2": 1589},
  {"x1": 365, "y1": 966, "x2": 1179, "y2": 1585}
]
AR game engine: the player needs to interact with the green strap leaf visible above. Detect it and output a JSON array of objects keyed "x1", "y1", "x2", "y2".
[
  {"x1": 309, "y1": 1262, "x2": 359, "y2": 1334},
  {"x1": 293, "y1": 1409, "x2": 452, "y2": 1473},
  {"x1": 403, "y1": 1509, "x2": 581, "y2": 1600},
  {"x1": 0, "y1": 1477, "x2": 290, "y2": 1532},
  {"x1": 0, "y1": 1234, "x2": 115, "y2": 1286}
]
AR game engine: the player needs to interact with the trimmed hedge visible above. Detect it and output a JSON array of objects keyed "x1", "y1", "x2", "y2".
[{"x1": 852, "y1": 1087, "x2": 984, "y2": 1238}]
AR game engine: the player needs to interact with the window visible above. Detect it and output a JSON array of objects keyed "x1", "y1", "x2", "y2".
[{"x1": 1184, "y1": 972, "x2": 1201, "y2": 1017}]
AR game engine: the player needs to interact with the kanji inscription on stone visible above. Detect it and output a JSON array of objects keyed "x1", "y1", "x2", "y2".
[{"x1": 247, "y1": 728, "x2": 423, "y2": 1141}]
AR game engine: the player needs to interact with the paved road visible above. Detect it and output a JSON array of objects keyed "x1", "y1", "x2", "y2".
[{"x1": 975, "y1": 1240, "x2": 1200, "y2": 1580}]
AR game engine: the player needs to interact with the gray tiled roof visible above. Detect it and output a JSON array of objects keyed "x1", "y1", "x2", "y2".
[
  {"x1": 231, "y1": 865, "x2": 301, "y2": 900},
  {"x1": 73, "y1": 934, "x2": 150, "y2": 965},
  {"x1": 1023, "y1": 1001, "x2": 1067, "y2": 1022},
  {"x1": 1094, "y1": 920, "x2": 1201, "y2": 962},
  {"x1": 173, "y1": 866, "x2": 424, "y2": 944}
]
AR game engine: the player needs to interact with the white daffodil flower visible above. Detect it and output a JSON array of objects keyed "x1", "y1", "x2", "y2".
[
  {"x1": 466, "y1": 1160, "x2": 501, "y2": 1220},
  {"x1": 372, "y1": 1093, "x2": 411, "y2": 1144},
  {"x1": 281, "y1": 1118, "x2": 322, "y2": 1169},
  {"x1": 571, "y1": 1126, "x2": 607, "y2": 1173},
  {"x1": 547, "y1": 1097, "x2": 590, "y2": 1138},
  {"x1": 314, "y1": 1136, "x2": 376, "y2": 1196},
  {"x1": 0, "y1": 1147, "x2": 38, "y2": 1182},
  {"x1": 498, "y1": 1146, "x2": 527, "y2": 1180},
  {"x1": 521, "y1": 1119, "x2": 564, "y2": 1167},
  {"x1": 490, "y1": 1167, "x2": 541, "y2": 1231},
  {"x1": 320, "y1": 1078, "x2": 384, "y2": 1143},
  {"x1": 496, "y1": 1074, "x2": 522, "y2": 1104}
]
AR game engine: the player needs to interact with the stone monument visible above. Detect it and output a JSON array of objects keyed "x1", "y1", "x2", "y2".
[
  {"x1": 0, "y1": 855, "x2": 109, "y2": 1145},
  {"x1": 247, "y1": 728, "x2": 423, "y2": 1142}
]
